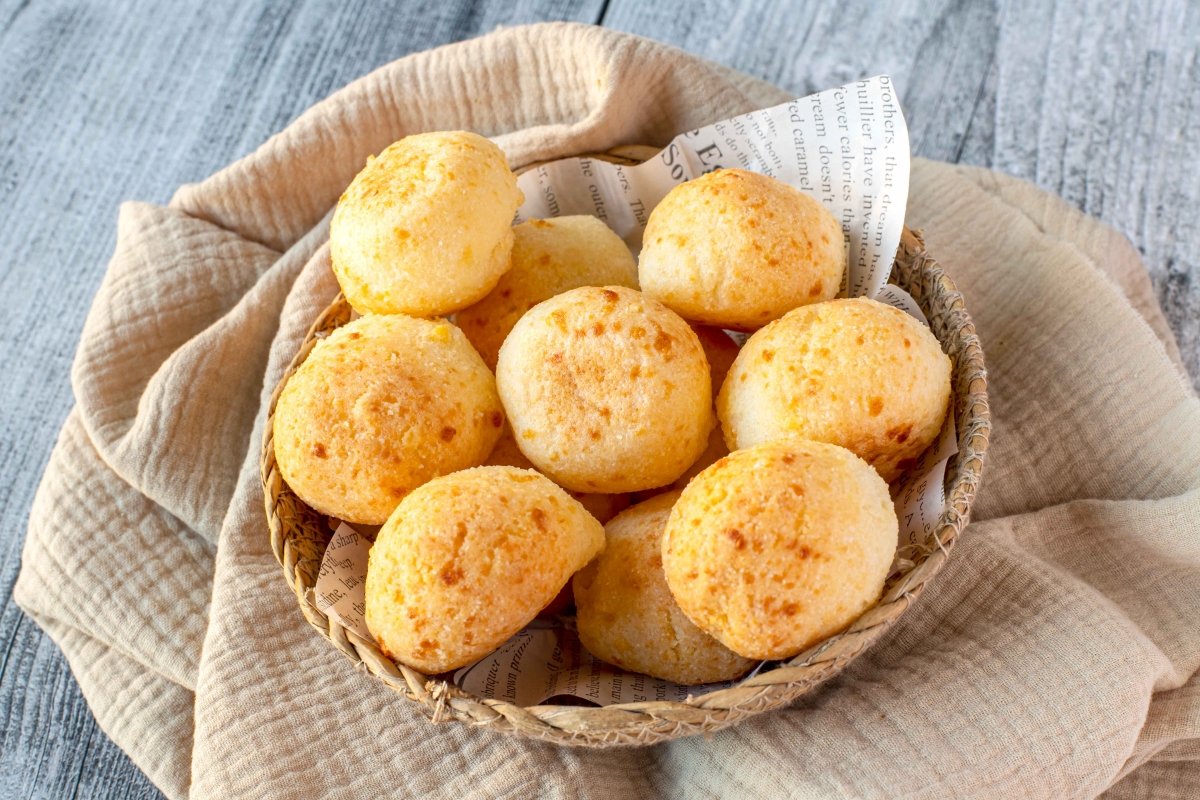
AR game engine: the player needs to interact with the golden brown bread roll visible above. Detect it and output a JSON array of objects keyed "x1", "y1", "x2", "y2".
[
  {"x1": 272, "y1": 314, "x2": 503, "y2": 524},
  {"x1": 718, "y1": 297, "x2": 951, "y2": 482},
  {"x1": 691, "y1": 325, "x2": 740, "y2": 391},
  {"x1": 639, "y1": 169, "x2": 845, "y2": 329},
  {"x1": 670, "y1": 425, "x2": 728, "y2": 493},
  {"x1": 662, "y1": 440, "x2": 898, "y2": 660},
  {"x1": 495, "y1": 286, "x2": 713, "y2": 493},
  {"x1": 571, "y1": 492, "x2": 632, "y2": 525},
  {"x1": 330, "y1": 131, "x2": 523, "y2": 316},
  {"x1": 574, "y1": 492, "x2": 756, "y2": 683},
  {"x1": 482, "y1": 422, "x2": 537, "y2": 471},
  {"x1": 365, "y1": 466, "x2": 605, "y2": 673},
  {"x1": 484, "y1": 424, "x2": 630, "y2": 523},
  {"x1": 457, "y1": 215, "x2": 638, "y2": 369},
  {"x1": 670, "y1": 325, "x2": 740, "y2": 490}
]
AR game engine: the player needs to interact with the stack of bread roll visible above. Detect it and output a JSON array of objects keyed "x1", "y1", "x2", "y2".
[{"x1": 272, "y1": 131, "x2": 951, "y2": 683}]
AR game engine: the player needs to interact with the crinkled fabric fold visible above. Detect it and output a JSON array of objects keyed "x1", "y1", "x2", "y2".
[{"x1": 15, "y1": 21, "x2": 1200, "y2": 800}]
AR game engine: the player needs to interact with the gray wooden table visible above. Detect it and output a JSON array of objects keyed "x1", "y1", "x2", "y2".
[{"x1": 1, "y1": 1, "x2": 1196, "y2": 797}]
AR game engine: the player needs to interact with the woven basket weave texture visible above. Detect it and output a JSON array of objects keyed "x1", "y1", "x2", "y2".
[{"x1": 261, "y1": 148, "x2": 990, "y2": 746}]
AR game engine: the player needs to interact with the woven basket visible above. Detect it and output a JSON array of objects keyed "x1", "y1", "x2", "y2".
[{"x1": 261, "y1": 146, "x2": 990, "y2": 746}]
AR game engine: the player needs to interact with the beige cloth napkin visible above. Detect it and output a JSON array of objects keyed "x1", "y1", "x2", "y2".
[{"x1": 16, "y1": 22, "x2": 1200, "y2": 800}]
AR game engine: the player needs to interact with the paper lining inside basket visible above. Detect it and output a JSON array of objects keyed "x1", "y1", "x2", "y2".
[
  {"x1": 516, "y1": 75, "x2": 909, "y2": 298},
  {"x1": 310, "y1": 75, "x2": 957, "y2": 705}
]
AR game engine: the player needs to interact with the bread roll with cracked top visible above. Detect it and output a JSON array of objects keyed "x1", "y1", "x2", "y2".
[{"x1": 366, "y1": 466, "x2": 604, "y2": 673}]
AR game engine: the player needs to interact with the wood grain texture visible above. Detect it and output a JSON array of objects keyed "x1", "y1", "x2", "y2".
[
  {"x1": 0, "y1": 0, "x2": 1196, "y2": 797},
  {"x1": 603, "y1": 0, "x2": 1200, "y2": 383}
]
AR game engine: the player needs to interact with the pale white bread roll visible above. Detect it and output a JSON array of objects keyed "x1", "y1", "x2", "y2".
[{"x1": 331, "y1": 131, "x2": 523, "y2": 316}]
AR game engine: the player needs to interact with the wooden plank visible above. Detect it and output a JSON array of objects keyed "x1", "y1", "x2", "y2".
[
  {"x1": 603, "y1": 0, "x2": 1200, "y2": 386},
  {"x1": 0, "y1": 615, "x2": 163, "y2": 798},
  {"x1": 0, "y1": 1, "x2": 603, "y2": 797}
]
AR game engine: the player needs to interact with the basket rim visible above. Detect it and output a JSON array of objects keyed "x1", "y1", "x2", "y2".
[{"x1": 260, "y1": 148, "x2": 991, "y2": 746}]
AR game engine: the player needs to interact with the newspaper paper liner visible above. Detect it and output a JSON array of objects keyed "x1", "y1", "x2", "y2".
[
  {"x1": 307, "y1": 76, "x2": 959, "y2": 706},
  {"x1": 516, "y1": 75, "x2": 909, "y2": 298}
]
